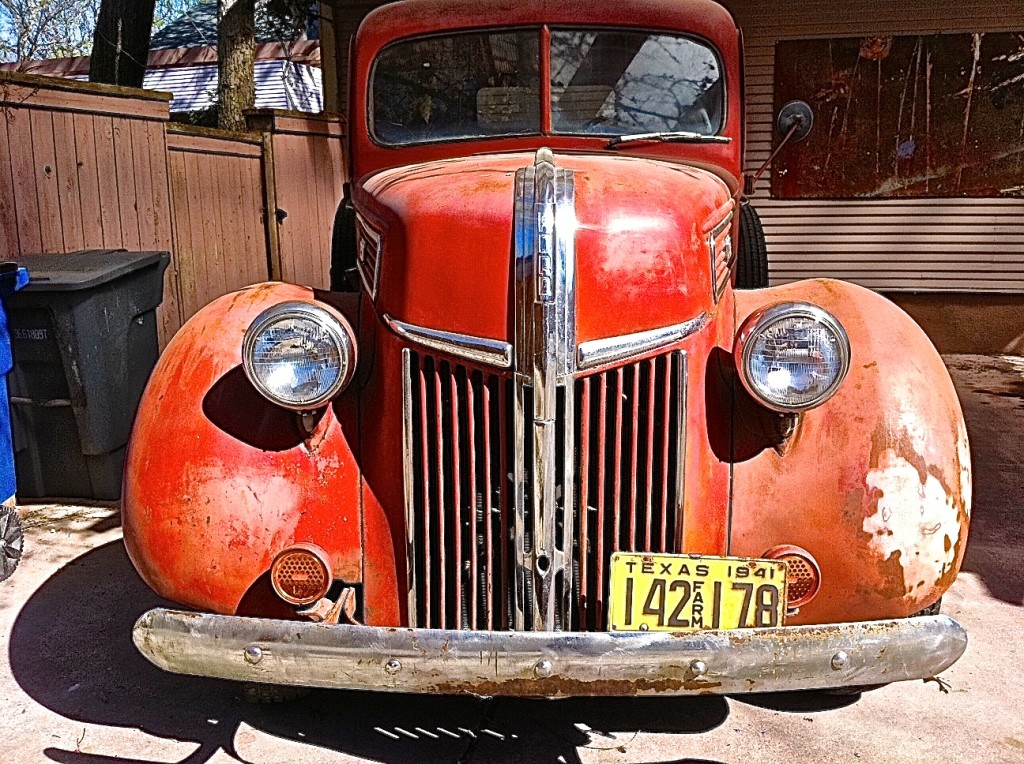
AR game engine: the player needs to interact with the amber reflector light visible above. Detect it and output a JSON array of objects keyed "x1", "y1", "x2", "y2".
[
  {"x1": 270, "y1": 544, "x2": 331, "y2": 605},
  {"x1": 763, "y1": 545, "x2": 821, "y2": 608}
]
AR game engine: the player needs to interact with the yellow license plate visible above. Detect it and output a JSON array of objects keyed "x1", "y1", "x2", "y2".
[{"x1": 608, "y1": 553, "x2": 788, "y2": 632}]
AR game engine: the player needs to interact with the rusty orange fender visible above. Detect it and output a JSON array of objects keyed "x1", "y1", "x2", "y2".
[
  {"x1": 730, "y1": 279, "x2": 971, "y2": 625},
  {"x1": 123, "y1": 283, "x2": 365, "y2": 616}
]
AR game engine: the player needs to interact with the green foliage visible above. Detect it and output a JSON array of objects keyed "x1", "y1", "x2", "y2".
[{"x1": 0, "y1": 0, "x2": 201, "y2": 61}]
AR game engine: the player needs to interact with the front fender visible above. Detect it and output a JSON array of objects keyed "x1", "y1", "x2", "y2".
[
  {"x1": 730, "y1": 279, "x2": 971, "y2": 624},
  {"x1": 123, "y1": 283, "x2": 363, "y2": 616}
]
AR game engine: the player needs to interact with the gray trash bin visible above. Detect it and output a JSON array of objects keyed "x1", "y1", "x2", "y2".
[{"x1": 7, "y1": 250, "x2": 170, "y2": 500}]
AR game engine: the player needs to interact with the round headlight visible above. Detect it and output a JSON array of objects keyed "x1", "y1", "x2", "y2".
[
  {"x1": 242, "y1": 301, "x2": 356, "y2": 410},
  {"x1": 735, "y1": 302, "x2": 850, "y2": 413}
]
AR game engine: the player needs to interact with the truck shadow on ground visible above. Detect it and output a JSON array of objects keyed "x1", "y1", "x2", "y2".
[{"x1": 9, "y1": 540, "x2": 855, "y2": 764}]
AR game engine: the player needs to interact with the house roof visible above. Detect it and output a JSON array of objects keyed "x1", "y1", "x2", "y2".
[
  {"x1": 150, "y1": 0, "x2": 319, "y2": 49},
  {"x1": 0, "y1": 40, "x2": 320, "y2": 78}
]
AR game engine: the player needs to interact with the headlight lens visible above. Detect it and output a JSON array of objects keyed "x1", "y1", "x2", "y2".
[
  {"x1": 242, "y1": 301, "x2": 356, "y2": 410},
  {"x1": 736, "y1": 302, "x2": 850, "y2": 412}
]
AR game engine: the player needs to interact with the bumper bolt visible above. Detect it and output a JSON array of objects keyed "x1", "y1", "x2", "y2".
[
  {"x1": 831, "y1": 651, "x2": 850, "y2": 670},
  {"x1": 385, "y1": 658, "x2": 402, "y2": 675},
  {"x1": 689, "y1": 659, "x2": 708, "y2": 678},
  {"x1": 243, "y1": 645, "x2": 263, "y2": 665},
  {"x1": 534, "y1": 660, "x2": 554, "y2": 678}
]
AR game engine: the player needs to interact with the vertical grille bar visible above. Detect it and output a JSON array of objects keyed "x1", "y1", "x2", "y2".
[
  {"x1": 467, "y1": 375, "x2": 478, "y2": 629},
  {"x1": 417, "y1": 362, "x2": 432, "y2": 628},
  {"x1": 434, "y1": 363, "x2": 447, "y2": 627},
  {"x1": 577, "y1": 377, "x2": 591, "y2": 630},
  {"x1": 449, "y1": 370, "x2": 462, "y2": 627},
  {"x1": 402, "y1": 350, "x2": 417, "y2": 627},
  {"x1": 499, "y1": 382, "x2": 510, "y2": 630},
  {"x1": 594, "y1": 374, "x2": 608, "y2": 631},
  {"x1": 628, "y1": 364, "x2": 640, "y2": 551},
  {"x1": 644, "y1": 357, "x2": 656, "y2": 550},
  {"x1": 482, "y1": 379, "x2": 493, "y2": 629},
  {"x1": 660, "y1": 355, "x2": 672, "y2": 553},
  {"x1": 612, "y1": 367, "x2": 624, "y2": 555}
]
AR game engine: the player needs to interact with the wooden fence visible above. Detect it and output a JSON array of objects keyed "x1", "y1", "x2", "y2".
[{"x1": 0, "y1": 71, "x2": 347, "y2": 346}]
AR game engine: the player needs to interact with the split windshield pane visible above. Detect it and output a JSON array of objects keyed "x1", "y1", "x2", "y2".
[
  {"x1": 370, "y1": 28, "x2": 724, "y2": 145},
  {"x1": 550, "y1": 29, "x2": 723, "y2": 136},
  {"x1": 371, "y1": 30, "x2": 541, "y2": 145}
]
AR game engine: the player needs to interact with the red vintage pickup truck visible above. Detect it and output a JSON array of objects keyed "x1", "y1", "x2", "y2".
[{"x1": 124, "y1": 0, "x2": 971, "y2": 697}]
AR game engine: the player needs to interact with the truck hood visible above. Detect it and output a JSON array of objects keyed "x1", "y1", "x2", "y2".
[{"x1": 355, "y1": 151, "x2": 734, "y2": 345}]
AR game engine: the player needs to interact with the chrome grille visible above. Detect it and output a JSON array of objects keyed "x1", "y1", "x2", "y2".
[
  {"x1": 403, "y1": 350, "x2": 511, "y2": 630},
  {"x1": 404, "y1": 348, "x2": 686, "y2": 632}
]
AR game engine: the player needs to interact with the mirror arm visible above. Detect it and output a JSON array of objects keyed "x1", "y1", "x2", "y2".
[{"x1": 741, "y1": 118, "x2": 802, "y2": 200}]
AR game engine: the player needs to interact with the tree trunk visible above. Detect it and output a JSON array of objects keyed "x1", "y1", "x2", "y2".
[
  {"x1": 89, "y1": 0, "x2": 158, "y2": 87},
  {"x1": 218, "y1": 0, "x2": 256, "y2": 132}
]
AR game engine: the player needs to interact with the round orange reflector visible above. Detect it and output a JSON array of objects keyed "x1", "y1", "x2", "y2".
[
  {"x1": 270, "y1": 543, "x2": 331, "y2": 605},
  {"x1": 763, "y1": 545, "x2": 821, "y2": 608}
]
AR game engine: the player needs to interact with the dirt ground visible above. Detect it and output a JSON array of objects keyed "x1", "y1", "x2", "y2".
[{"x1": 1, "y1": 354, "x2": 1022, "y2": 764}]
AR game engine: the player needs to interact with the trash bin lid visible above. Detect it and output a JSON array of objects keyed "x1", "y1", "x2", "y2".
[{"x1": 17, "y1": 250, "x2": 169, "y2": 292}]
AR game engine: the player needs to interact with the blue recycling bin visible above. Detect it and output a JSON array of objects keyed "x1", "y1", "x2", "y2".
[
  {"x1": 0, "y1": 263, "x2": 28, "y2": 582},
  {"x1": 0, "y1": 264, "x2": 28, "y2": 501}
]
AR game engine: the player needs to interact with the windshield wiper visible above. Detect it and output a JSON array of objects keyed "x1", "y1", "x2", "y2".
[{"x1": 607, "y1": 131, "x2": 732, "y2": 148}]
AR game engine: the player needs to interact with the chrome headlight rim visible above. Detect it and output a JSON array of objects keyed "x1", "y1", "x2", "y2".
[
  {"x1": 242, "y1": 300, "x2": 356, "y2": 411},
  {"x1": 735, "y1": 301, "x2": 851, "y2": 414}
]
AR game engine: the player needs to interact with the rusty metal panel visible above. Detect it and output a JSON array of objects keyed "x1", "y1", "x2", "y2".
[{"x1": 773, "y1": 32, "x2": 1024, "y2": 199}]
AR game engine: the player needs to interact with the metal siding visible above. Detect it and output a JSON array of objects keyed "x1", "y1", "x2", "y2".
[
  {"x1": 725, "y1": 0, "x2": 1024, "y2": 292},
  {"x1": 144, "y1": 61, "x2": 324, "y2": 113}
]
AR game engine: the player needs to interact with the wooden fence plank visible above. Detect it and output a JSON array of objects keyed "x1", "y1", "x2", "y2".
[
  {"x1": 143, "y1": 119, "x2": 182, "y2": 344},
  {"x1": 259, "y1": 131, "x2": 283, "y2": 281},
  {"x1": 0, "y1": 110, "x2": 20, "y2": 257},
  {"x1": 51, "y1": 111, "x2": 84, "y2": 252},
  {"x1": 30, "y1": 110, "x2": 64, "y2": 253},
  {"x1": 111, "y1": 117, "x2": 141, "y2": 250},
  {"x1": 197, "y1": 152, "x2": 227, "y2": 305},
  {"x1": 131, "y1": 120, "x2": 158, "y2": 250},
  {"x1": 92, "y1": 116, "x2": 124, "y2": 248},
  {"x1": 72, "y1": 112, "x2": 106, "y2": 250},
  {"x1": 242, "y1": 156, "x2": 271, "y2": 285},
  {"x1": 0, "y1": 72, "x2": 171, "y2": 120},
  {"x1": 180, "y1": 149, "x2": 206, "y2": 319},
  {"x1": 6, "y1": 109, "x2": 41, "y2": 255}
]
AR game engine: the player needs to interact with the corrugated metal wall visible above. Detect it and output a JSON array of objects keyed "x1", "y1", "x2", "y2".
[{"x1": 725, "y1": 0, "x2": 1024, "y2": 292}]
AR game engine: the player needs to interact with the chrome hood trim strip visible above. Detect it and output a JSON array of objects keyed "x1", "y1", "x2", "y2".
[
  {"x1": 384, "y1": 314, "x2": 513, "y2": 368},
  {"x1": 513, "y1": 148, "x2": 578, "y2": 631},
  {"x1": 577, "y1": 313, "x2": 710, "y2": 372}
]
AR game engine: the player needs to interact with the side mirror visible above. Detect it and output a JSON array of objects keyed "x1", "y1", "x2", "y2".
[
  {"x1": 776, "y1": 100, "x2": 814, "y2": 143},
  {"x1": 745, "y1": 100, "x2": 816, "y2": 197}
]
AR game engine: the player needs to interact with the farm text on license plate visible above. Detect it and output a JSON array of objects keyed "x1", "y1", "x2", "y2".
[{"x1": 608, "y1": 553, "x2": 788, "y2": 631}]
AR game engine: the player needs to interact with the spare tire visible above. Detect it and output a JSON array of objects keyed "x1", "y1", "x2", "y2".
[{"x1": 736, "y1": 202, "x2": 769, "y2": 289}]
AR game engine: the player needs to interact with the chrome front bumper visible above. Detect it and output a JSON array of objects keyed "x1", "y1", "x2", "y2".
[{"x1": 133, "y1": 609, "x2": 967, "y2": 697}]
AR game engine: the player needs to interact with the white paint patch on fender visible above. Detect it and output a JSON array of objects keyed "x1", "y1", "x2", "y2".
[
  {"x1": 957, "y1": 418, "x2": 973, "y2": 518},
  {"x1": 863, "y1": 449, "x2": 961, "y2": 596}
]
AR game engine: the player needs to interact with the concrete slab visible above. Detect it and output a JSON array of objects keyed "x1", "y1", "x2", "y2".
[{"x1": 2, "y1": 355, "x2": 1022, "y2": 764}]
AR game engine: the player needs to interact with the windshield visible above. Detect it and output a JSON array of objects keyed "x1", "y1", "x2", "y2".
[{"x1": 370, "y1": 28, "x2": 724, "y2": 146}]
